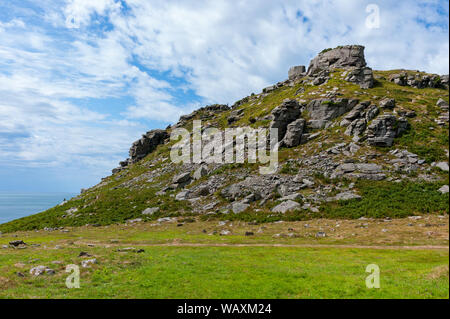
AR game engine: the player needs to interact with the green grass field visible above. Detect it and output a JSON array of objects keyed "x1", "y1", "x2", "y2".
[
  {"x1": 1, "y1": 246, "x2": 448, "y2": 299},
  {"x1": 1, "y1": 217, "x2": 448, "y2": 299}
]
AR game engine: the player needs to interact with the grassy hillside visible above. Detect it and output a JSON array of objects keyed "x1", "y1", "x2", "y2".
[{"x1": 0, "y1": 69, "x2": 448, "y2": 233}]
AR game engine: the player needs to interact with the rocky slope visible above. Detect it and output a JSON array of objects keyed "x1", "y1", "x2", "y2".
[{"x1": 1, "y1": 45, "x2": 449, "y2": 232}]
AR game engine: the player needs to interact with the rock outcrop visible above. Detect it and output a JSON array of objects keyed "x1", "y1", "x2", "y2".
[
  {"x1": 307, "y1": 45, "x2": 374, "y2": 89},
  {"x1": 388, "y1": 72, "x2": 448, "y2": 89},
  {"x1": 307, "y1": 45, "x2": 367, "y2": 74},
  {"x1": 269, "y1": 99, "x2": 301, "y2": 141},
  {"x1": 366, "y1": 114, "x2": 409, "y2": 147},
  {"x1": 129, "y1": 130, "x2": 169, "y2": 164},
  {"x1": 343, "y1": 66, "x2": 374, "y2": 89},
  {"x1": 379, "y1": 98, "x2": 395, "y2": 109},
  {"x1": 306, "y1": 98, "x2": 359, "y2": 129},
  {"x1": 113, "y1": 129, "x2": 169, "y2": 174},
  {"x1": 288, "y1": 65, "x2": 306, "y2": 80},
  {"x1": 281, "y1": 119, "x2": 306, "y2": 147}
]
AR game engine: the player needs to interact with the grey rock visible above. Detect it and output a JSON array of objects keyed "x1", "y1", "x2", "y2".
[
  {"x1": 193, "y1": 165, "x2": 208, "y2": 180},
  {"x1": 306, "y1": 98, "x2": 358, "y2": 128},
  {"x1": 367, "y1": 114, "x2": 408, "y2": 147},
  {"x1": 288, "y1": 65, "x2": 306, "y2": 80},
  {"x1": 9, "y1": 240, "x2": 26, "y2": 247},
  {"x1": 228, "y1": 108, "x2": 244, "y2": 124},
  {"x1": 81, "y1": 258, "x2": 98, "y2": 268},
  {"x1": 30, "y1": 266, "x2": 55, "y2": 276},
  {"x1": 142, "y1": 207, "x2": 159, "y2": 215},
  {"x1": 65, "y1": 207, "x2": 78, "y2": 214},
  {"x1": 379, "y1": 98, "x2": 395, "y2": 109},
  {"x1": 339, "y1": 163, "x2": 356, "y2": 173},
  {"x1": 437, "y1": 98, "x2": 449, "y2": 110},
  {"x1": 356, "y1": 163, "x2": 382, "y2": 174},
  {"x1": 397, "y1": 109, "x2": 416, "y2": 118},
  {"x1": 389, "y1": 72, "x2": 448, "y2": 89},
  {"x1": 269, "y1": 99, "x2": 301, "y2": 141},
  {"x1": 280, "y1": 193, "x2": 303, "y2": 201},
  {"x1": 302, "y1": 179, "x2": 315, "y2": 187},
  {"x1": 281, "y1": 119, "x2": 306, "y2": 147},
  {"x1": 175, "y1": 190, "x2": 190, "y2": 201},
  {"x1": 365, "y1": 105, "x2": 379, "y2": 121},
  {"x1": 312, "y1": 76, "x2": 327, "y2": 86},
  {"x1": 128, "y1": 129, "x2": 168, "y2": 165},
  {"x1": 172, "y1": 172, "x2": 191, "y2": 185},
  {"x1": 263, "y1": 85, "x2": 276, "y2": 93},
  {"x1": 343, "y1": 103, "x2": 368, "y2": 122},
  {"x1": 333, "y1": 191, "x2": 362, "y2": 201},
  {"x1": 345, "y1": 118, "x2": 367, "y2": 137},
  {"x1": 157, "y1": 217, "x2": 175, "y2": 223},
  {"x1": 343, "y1": 66, "x2": 374, "y2": 89},
  {"x1": 232, "y1": 201, "x2": 250, "y2": 214},
  {"x1": 438, "y1": 185, "x2": 449, "y2": 194},
  {"x1": 346, "y1": 173, "x2": 386, "y2": 181},
  {"x1": 272, "y1": 200, "x2": 300, "y2": 213},
  {"x1": 435, "y1": 162, "x2": 449, "y2": 172},
  {"x1": 315, "y1": 232, "x2": 327, "y2": 238},
  {"x1": 127, "y1": 218, "x2": 142, "y2": 223},
  {"x1": 221, "y1": 183, "x2": 245, "y2": 200},
  {"x1": 307, "y1": 45, "x2": 367, "y2": 76}
]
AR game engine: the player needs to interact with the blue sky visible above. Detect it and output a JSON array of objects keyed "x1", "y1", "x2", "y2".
[{"x1": 0, "y1": 0, "x2": 448, "y2": 193}]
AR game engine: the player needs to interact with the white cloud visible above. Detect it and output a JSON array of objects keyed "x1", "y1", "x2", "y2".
[
  {"x1": 64, "y1": 0, "x2": 121, "y2": 28},
  {"x1": 109, "y1": 0, "x2": 449, "y2": 105}
]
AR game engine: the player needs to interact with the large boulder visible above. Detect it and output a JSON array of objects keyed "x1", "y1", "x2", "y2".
[
  {"x1": 306, "y1": 98, "x2": 359, "y2": 129},
  {"x1": 307, "y1": 45, "x2": 367, "y2": 75},
  {"x1": 344, "y1": 67, "x2": 374, "y2": 89},
  {"x1": 307, "y1": 45, "x2": 373, "y2": 89},
  {"x1": 269, "y1": 99, "x2": 301, "y2": 141},
  {"x1": 281, "y1": 119, "x2": 306, "y2": 147},
  {"x1": 288, "y1": 65, "x2": 306, "y2": 80}
]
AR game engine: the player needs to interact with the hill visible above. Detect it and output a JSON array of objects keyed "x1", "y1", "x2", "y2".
[{"x1": 1, "y1": 45, "x2": 448, "y2": 233}]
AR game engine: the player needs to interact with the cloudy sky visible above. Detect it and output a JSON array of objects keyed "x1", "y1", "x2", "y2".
[{"x1": 0, "y1": 0, "x2": 448, "y2": 192}]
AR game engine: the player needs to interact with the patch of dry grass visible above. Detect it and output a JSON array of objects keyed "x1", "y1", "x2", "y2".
[{"x1": 427, "y1": 265, "x2": 449, "y2": 280}]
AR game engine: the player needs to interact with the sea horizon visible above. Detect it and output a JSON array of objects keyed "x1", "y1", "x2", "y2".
[{"x1": 0, "y1": 191, "x2": 77, "y2": 224}]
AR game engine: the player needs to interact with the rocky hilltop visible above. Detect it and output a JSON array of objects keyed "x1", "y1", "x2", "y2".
[{"x1": 1, "y1": 45, "x2": 448, "y2": 232}]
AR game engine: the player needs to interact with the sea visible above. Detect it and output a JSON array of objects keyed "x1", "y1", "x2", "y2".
[{"x1": 0, "y1": 192, "x2": 77, "y2": 224}]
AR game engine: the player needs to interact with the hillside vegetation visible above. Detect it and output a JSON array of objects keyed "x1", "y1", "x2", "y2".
[{"x1": 1, "y1": 45, "x2": 448, "y2": 233}]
